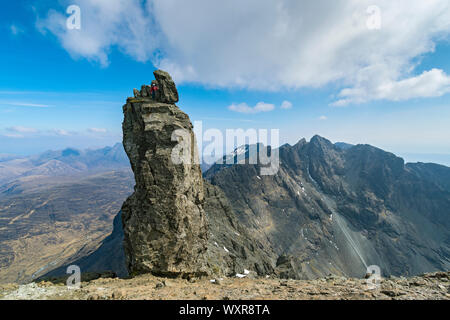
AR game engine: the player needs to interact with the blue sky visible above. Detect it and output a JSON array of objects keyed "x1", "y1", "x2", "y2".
[{"x1": 1, "y1": 1, "x2": 450, "y2": 165}]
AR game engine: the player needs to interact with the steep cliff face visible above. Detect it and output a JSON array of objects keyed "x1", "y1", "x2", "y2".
[
  {"x1": 203, "y1": 182, "x2": 276, "y2": 277},
  {"x1": 121, "y1": 70, "x2": 208, "y2": 277}
]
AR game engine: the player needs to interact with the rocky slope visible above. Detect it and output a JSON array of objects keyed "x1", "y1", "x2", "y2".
[
  {"x1": 406, "y1": 162, "x2": 450, "y2": 192},
  {"x1": 0, "y1": 170, "x2": 133, "y2": 284},
  {"x1": 203, "y1": 182, "x2": 276, "y2": 277},
  {"x1": 204, "y1": 137, "x2": 450, "y2": 279},
  {"x1": 39, "y1": 211, "x2": 129, "y2": 279},
  {"x1": 2, "y1": 271, "x2": 449, "y2": 300},
  {"x1": 0, "y1": 144, "x2": 134, "y2": 284}
]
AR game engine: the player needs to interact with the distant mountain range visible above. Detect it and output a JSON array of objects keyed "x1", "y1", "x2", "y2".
[
  {"x1": 0, "y1": 143, "x2": 129, "y2": 184},
  {"x1": 0, "y1": 144, "x2": 133, "y2": 284}
]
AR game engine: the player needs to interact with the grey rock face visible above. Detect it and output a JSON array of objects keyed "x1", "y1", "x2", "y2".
[
  {"x1": 153, "y1": 70, "x2": 179, "y2": 104},
  {"x1": 203, "y1": 182, "x2": 275, "y2": 277},
  {"x1": 121, "y1": 77, "x2": 208, "y2": 277},
  {"x1": 275, "y1": 255, "x2": 302, "y2": 279},
  {"x1": 140, "y1": 85, "x2": 148, "y2": 97}
]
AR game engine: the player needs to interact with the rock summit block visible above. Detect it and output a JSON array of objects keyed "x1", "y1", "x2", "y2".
[{"x1": 133, "y1": 70, "x2": 179, "y2": 104}]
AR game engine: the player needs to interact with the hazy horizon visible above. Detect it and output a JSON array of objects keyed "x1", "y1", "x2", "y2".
[{"x1": 2, "y1": 138, "x2": 450, "y2": 168}]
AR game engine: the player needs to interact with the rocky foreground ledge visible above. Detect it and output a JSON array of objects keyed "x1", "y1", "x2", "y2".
[{"x1": 1, "y1": 272, "x2": 449, "y2": 300}]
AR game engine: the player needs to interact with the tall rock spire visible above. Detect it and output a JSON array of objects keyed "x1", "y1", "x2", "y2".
[{"x1": 121, "y1": 70, "x2": 208, "y2": 277}]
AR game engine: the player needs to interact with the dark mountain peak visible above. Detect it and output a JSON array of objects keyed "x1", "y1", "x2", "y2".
[
  {"x1": 279, "y1": 143, "x2": 292, "y2": 150},
  {"x1": 309, "y1": 135, "x2": 335, "y2": 151},
  {"x1": 310, "y1": 134, "x2": 330, "y2": 143},
  {"x1": 304, "y1": 135, "x2": 341, "y2": 166},
  {"x1": 349, "y1": 144, "x2": 405, "y2": 168},
  {"x1": 61, "y1": 148, "x2": 81, "y2": 157},
  {"x1": 293, "y1": 138, "x2": 307, "y2": 150}
]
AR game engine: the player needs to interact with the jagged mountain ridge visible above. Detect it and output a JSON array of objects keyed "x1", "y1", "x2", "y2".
[
  {"x1": 29, "y1": 143, "x2": 130, "y2": 172},
  {"x1": 204, "y1": 135, "x2": 450, "y2": 278},
  {"x1": 0, "y1": 143, "x2": 130, "y2": 188}
]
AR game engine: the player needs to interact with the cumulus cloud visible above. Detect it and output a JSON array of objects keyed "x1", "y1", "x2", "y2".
[
  {"x1": 1, "y1": 102, "x2": 50, "y2": 108},
  {"x1": 10, "y1": 24, "x2": 24, "y2": 36},
  {"x1": 3, "y1": 133, "x2": 25, "y2": 139},
  {"x1": 88, "y1": 127, "x2": 108, "y2": 133},
  {"x1": 280, "y1": 101, "x2": 293, "y2": 109},
  {"x1": 228, "y1": 102, "x2": 275, "y2": 114},
  {"x1": 38, "y1": 0, "x2": 450, "y2": 103},
  {"x1": 333, "y1": 68, "x2": 450, "y2": 106},
  {"x1": 53, "y1": 129, "x2": 71, "y2": 136},
  {"x1": 37, "y1": 0, "x2": 160, "y2": 66}
]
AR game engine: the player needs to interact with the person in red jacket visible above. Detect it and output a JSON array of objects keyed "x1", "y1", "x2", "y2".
[{"x1": 150, "y1": 82, "x2": 159, "y2": 100}]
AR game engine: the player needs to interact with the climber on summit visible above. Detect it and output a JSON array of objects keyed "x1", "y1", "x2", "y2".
[{"x1": 150, "y1": 81, "x2": 159, "y2": 100}]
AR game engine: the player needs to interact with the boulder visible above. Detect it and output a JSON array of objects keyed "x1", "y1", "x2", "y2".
[
  {"x1": 154, "y1": 69, "x2": 179, "y2": 104},
  {"x1": 140, "y1": 85, "x2": 148, "y2": 97}
]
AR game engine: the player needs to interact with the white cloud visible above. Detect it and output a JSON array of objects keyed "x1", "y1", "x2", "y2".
[
  {"x1": 228, "y1": 102, "x2": 275, "y2": 114},
  {"x1": 229, "y1": 100, "x2": 292, "y2": 113},
  {"x1": 53, "y1": 129, "x2": 71, "y2": 136},
  {"x1": 37, "y1": 0, "x2": 160, "y2": 67},
  {"x1": 3, "y1": 133, "x2": 25, "y2": 139},
  {"x1": 88, "y1": 127, "x2": 108, "y2": 133},
  {"x1": 10, "y1": 24, "x2": 24, "y2": 36},
  {"x1": 38, "y1": 0, "x2": 450, "y2": 103},
  {"x1": 7, "y1": 126, "x2": 39, "y2": 134},
  {"x1": 280, "y1": 101, "x2": 293, "y2": 109},
  {"x1": 0, "y1": 101, "x2": 50, "y2": 108},
  {"x1": 333, "y1": 68, "x2": 450, "y2": 106},
  {"x1": 319, "y1": 115, "x2": 328, "y2": 121}
]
